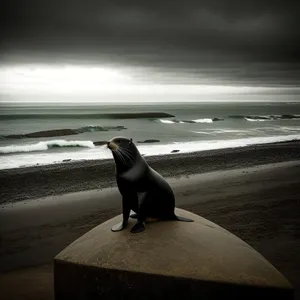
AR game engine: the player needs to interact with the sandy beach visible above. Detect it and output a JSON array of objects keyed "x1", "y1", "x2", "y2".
[{"x1": 0, "y1": 142, "x2": 300, "y2": 299}]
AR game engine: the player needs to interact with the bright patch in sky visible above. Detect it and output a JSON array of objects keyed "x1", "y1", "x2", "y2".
[
  {"x1": 0, "y1": 64, "x2": 299, "y2": 102},
  {"x1": 0, "y1": 65, "x2": 133, "y2": 94}
]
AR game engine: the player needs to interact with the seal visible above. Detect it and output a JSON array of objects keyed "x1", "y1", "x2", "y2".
[{"x1": 107, "y1": 136, "x2": 193, "y2": 233}]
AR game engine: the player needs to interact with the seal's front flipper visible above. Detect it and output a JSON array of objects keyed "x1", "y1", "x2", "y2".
[
  {"x1": 174, "y1": 215, "x2": 194, "y2": 222},
  {"x1": 111, "y1": 195, "x2": 131, "y2": 232},
  {"x1": 130, "y1": 213, "x2": 138, "y2": 219},
  {"x1": 130, "y1": 221, "x2": 145, "y2": 233},
  {"x1": 111, "y1": 221, "x2": 127, "y2": 232},
  {"x1": 130, "y1": 192, "x2": 148, "y2": 233}
]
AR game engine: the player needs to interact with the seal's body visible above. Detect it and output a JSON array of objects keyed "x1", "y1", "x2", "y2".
[{"x1": 107, "y1": 136, "x2": 193, "y2": 233}]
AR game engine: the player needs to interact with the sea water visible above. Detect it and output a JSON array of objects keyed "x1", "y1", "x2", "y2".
[{"x1": 1, "y1": 102, "x2": 300, "y2": 169}]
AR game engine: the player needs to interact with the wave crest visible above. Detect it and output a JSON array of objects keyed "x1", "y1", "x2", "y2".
[
  {"x1": 192, "y1": 118, "x2": 213, "y2": 123},
  {"x1": 159, "y1": 119, "x2": 175, "y2": 124},
  {"x1": 158, "y1": 117, "x2": 223, "y2": 124},
  {"x1": 0, "y1": 140, "x2": 95, "y2": 154},
  {"x1": 229, "y1": 115, "x2": 300, "y2": 122}
]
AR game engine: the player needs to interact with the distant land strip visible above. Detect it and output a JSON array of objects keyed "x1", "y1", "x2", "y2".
[
  {"x1": 0, "y1": 112, "x2": 175, "y2": 120},
  {"x1": 3, "y1": 126, "x2": 127, "y2": 139}
]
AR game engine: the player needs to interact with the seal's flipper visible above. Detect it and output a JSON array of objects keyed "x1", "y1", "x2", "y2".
[
  {"x1": 174, "y1": 215, "x2": 194, "y2": 222},
  {"x1": 130, "y1": 193, "x2": 149, "y2": 233},
  {"x1": 130, "y1": 221, "x2": 145, "y2": 233},
  {"x1": 130, "y1": 213, "x2": 138, "y2": 219},
  {"x1": 111, "y1": 221, "x2": 127, "y2": 232}
]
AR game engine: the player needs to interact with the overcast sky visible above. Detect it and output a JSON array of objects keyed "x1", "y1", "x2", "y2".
[{"x1": 0, "y1": 0, "x2": 299, "y2": 100}]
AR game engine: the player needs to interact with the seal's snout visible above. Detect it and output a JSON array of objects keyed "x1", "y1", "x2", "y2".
[
  {"x1": 107, "y1": 141, "x2": 118, "y2": 151},
  {"x1": 107, "y1": 141, "x2": 112, "y2": 149}
]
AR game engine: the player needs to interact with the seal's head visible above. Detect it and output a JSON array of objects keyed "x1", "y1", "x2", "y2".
[{"x1": 107, "y1": 136, "x2": 139, "y2": 173}]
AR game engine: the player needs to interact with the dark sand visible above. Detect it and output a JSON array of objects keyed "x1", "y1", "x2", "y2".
[
  {"x1": 1, "y1": 140, "x2": 300, "y2": 204},
  {"x1": 0, "y1": 142, "x2": 300, "y2": 299}
]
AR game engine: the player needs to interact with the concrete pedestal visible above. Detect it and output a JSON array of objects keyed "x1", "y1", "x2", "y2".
[{"x1": 54, "y1": 208, "x2": 293, "y2": 299}]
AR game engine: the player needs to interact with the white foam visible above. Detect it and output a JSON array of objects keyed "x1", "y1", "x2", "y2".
[
  {"x1": 1, "y1": 134, "x2": 300, "y2": 170},
  {"x1": 192, "y1": 129, "x2": 251, "y2": 136},
  {"x1": 194, "y1": 129, "x2": 250, "y2": 134},
  {"x1": 245, "y1": 117, "x2": 266, "y2": 122},
  {"x1": 0, "y1": 140, "x2": 95, "y2": 154},
  {"x1": 192, "y1": 118, "x2": 213, "y2": 123},
  {"x1": 160, "y1": 118, "x2": 214, "y2": 124},
  {"x1": 159, "y1": 119, "x2": 175, "y2": 124},
  {"x1": 137, "y1": 134, "x2": 300, "y2": 156},
  {"x1": 279, "y1": 126, "x2": 300, "y2": 132},
  {"x1": 214, "y1": 129, "x2": 250, "y2": 133},
  {"x1": 245, "y1": 115, "x2": 300, "y2": 122}
]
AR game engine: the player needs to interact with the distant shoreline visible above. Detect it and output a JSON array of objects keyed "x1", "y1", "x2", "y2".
[
  {"x1": 1, "y1": 139, "x2": 300, "y2": 204},
  {"x1": 1, "y1": 100, "x2": 300, "y2": 106}
]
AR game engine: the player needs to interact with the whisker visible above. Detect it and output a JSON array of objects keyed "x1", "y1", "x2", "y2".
[
  {"x1": 121, "y1": 152, "x2": 134, "y2": 165},
  {"x1": 114, "y1": 150, "x2": 123, "y2": 164},
  {"x1": 116, "y1": 149, "x2": 128, "y2": 166},
  {"x1": 119, "y1": 147, "x2": 132, "y2": 155},
  {"x1": 119, "y1": 147, "x2": 135, "y2": 160},
  {"x1": 119, "y1": 147, "x2": 132, "y2": 158},
  {"x1": 119, "y1": 148, "x2": 135, "y2": 165},
  {"x1": 112, "y1": 149, "x2": 122, "y2": 162}
]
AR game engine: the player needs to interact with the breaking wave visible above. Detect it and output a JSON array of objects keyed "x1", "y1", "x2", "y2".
[
  {"x1": 157, "y1": 115, "x2": 300, "y2": 125},
  {"x1": 193, "y1": 118, "x2": 214, "y2": 123},
  {"x1": 0, "y1": 140, "x2": 95, "y2": 154},
  {"x1": 2, "y1": 134, "x2": 300, "y2": 170},
  {"x1": 192, "y1": 129, "x2": 250, "y2": 135},
  {"x1": 158, "y1": 118, "x2": 223, "y2": 124},
  {"x1": 159, "y1": 119, "x2": 175, "y2": 124},
  {"x1": 229, "y1": 115, "x2": 300, "y2": 122}
]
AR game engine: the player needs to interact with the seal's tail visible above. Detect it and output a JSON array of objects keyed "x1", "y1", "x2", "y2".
[{"x1": 173, "y1": 214, "x2": 194, "y2": 222}]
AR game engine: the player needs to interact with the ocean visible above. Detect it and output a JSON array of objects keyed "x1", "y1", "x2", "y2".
[{"x1": 1, "y1": 102, "x2": 300, "y2": 170}]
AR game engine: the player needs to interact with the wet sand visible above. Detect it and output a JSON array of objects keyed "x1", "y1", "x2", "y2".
[{"x1": 0, "y1": 145, "x2": 300, "y2": 299}]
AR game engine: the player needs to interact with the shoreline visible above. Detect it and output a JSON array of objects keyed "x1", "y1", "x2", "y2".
[{"x1": 1, "y1": 140, "x2": 300, "y2": 204}]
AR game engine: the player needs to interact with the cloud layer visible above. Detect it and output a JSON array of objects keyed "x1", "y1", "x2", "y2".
[{"x1": 1, "y1": 0, "x2": 299, "y2": 86}]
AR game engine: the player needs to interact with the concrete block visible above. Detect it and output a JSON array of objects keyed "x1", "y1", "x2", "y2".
[{"x1": 54, "y1": 208, "x2": 293, "y2": 299}]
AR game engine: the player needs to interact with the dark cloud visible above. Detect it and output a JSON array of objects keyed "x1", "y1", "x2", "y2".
[{"x1": 1, "y1": 0, "x2": 299, "y2": 86}]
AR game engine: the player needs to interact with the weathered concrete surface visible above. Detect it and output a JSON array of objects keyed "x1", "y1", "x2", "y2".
[{"x1": 54, "y1": 208, "x2": 293, "y2": 300}]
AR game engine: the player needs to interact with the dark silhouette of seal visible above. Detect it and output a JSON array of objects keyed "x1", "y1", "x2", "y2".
[{"x1": 107, "y1": 136, "x2": 193, "y2": 233}]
